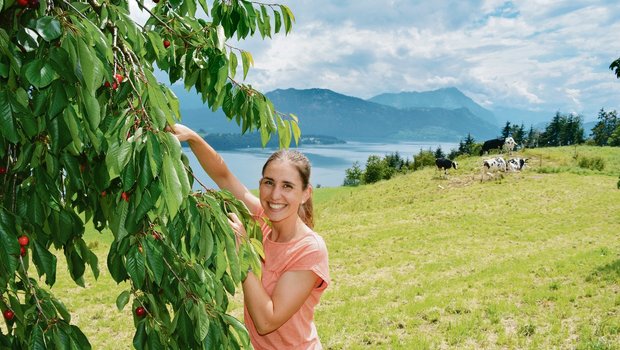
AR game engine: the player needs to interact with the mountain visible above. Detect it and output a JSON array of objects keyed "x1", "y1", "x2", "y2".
[
  {"x1": 265, "y1": 88, "x2": 498, "y2": 141},
  {"x1": 173, "y1": 86, "x2": 500, "y2": 141},
  {"x1": 369, "y1": 87, "x2": 499, "y2": 126}
]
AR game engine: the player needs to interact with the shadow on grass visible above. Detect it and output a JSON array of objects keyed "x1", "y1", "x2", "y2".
[{"x1": 588, "y1": 259, "x2": 620, "y2": 283}]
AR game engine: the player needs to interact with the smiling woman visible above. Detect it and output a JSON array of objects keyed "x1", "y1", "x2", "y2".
[{"x1": 171, "y1": 124, "x2": 330, "y2": 350}]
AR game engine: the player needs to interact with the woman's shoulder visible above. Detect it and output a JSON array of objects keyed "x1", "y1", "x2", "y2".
[{"x1": 296, "y1": 231, "x2": 328, "y2": 255}]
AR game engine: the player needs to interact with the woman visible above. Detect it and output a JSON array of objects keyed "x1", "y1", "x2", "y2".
[{"x1": 171, "y1": 124, "x2": 330, "y2": 350}]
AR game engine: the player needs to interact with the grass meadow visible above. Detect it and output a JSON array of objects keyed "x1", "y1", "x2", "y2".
[{"x1": 22, "y1": 146, "x2": 620, "y2": 349}]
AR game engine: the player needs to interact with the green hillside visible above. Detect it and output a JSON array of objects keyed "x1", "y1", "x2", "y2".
[{"x1": 17, "y1": 146, "x2": 620, "y2": 349}]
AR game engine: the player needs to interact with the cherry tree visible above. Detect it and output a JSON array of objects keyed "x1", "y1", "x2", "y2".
[{"x1": 0, "y1": 0, "x2": 299, "y2": 347}]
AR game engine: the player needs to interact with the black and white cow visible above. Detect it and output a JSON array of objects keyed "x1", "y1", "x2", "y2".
[
  {"x1": 435, "y1": 158, "x2": 458, "y2": 175},
  {"x1": 481, "y1": 156, "x2": 506, "y2": 181},
  {"x1": 479, "y1": 137, "x2": 516, "y2": 156},
  {"x1": 507, "y1": 157, "x2": 528, "y2": 172}
]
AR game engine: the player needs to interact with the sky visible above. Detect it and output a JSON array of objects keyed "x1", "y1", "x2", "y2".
[{"x1": 133, "y1": 0, "x2": 620, "y2": 120}]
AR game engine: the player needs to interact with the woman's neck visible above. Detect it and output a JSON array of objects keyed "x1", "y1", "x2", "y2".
[{"x1": 271, "y1": 217, "x2": 309, "y2": 243}]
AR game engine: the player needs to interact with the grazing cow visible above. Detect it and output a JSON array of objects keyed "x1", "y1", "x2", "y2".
[
  {"x1": 481, "y1": 157, "x2": 506, "y2": 181},
  {"x1": 435, "y1": 158, "x2": 458, "y2": 175},
  {"x1": 507, "y1": 157, "x2": 528, "y2": 172},
  {"x1": 479, "y1": 137, "x2": 516, "y2": 156}
]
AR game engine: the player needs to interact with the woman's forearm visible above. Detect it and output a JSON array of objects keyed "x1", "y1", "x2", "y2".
[
  {"x1": 243, "y1": 272, "x2": 277, "y2": 335},
  {"x1": 186, "y1": 134, "x2": 232, "y2": 188}
]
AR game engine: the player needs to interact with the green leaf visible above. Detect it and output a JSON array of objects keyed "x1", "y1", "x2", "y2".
[
  {"x1": 51, "y1": 297, "x2": 71, "y2": 322},
  {"x1": 222, "y1": 314, "x2": 251, "y2": 347},
  {"x1": 146, "y1": 135, "x2": 162, "y2": 179},
  {"x1": 274, "y1": 10, "x2": 282, "y2": 33},
  {"x1": 0, "y1": 217, "x2": 19, "y2": 276},
  {"x1": 291, "y1": 118, "x2": 301, "y2": 145},
  {"x1": 77, "y1": 36, "x2": 95, "y2": 91},
  {"x1": 194, "y1": 302, "x2": 210, "y2": 341},
  {"x1": 281, "y1": 5, "x2": 295, "y2": 34},
  {"x1": 143, "y1": 238, "x2": 164, "y2": 285},
  {"x1": 229, "y1": 51, "x2": 237, "y2": 78},
  {"x1": 106, "y1": 141, "x2": 132, "y2": 179},
  {"x1": 29, "y1": 325, "x2": 46, "y2": 350},
  {"x1": 69, "y1": 325, "x2": 92, "y2": 349},
  {"x1": 79, "y1": 88, "x2": 101, "y2": 131},
  {"x1": 0, "y1": 90, "x2": 18, "y2": 143},
  {"x1": 161, "y1": 154, "x2": 183, "y2": 219},
  {"x1": 240, "y1": 51, "x2": 253, "y2": 80},
  {"x1": 66, "y1": 246, "x2": 86, "y2": 286},
  {"x1": 32, "y1": 240, "x2": 57, "y2": 286},
  {"x1": 52, "y1": 324, "x2": 71, "y2": 350},
  {"x1": 133, "y1": 322, "x2": 147, "y2": 350},
  {"x1": 126, "y1": 245, "x2": 146, "y2": 289},
  {"x1": 116, "y1": 290, "x2": 131, "y2": 311},
  {"x1": 35, "y1": 16, "x2": 62, "y2": 42},
  {"x1": 23, "y1": 59, "x2": 57, "y2": 88}
]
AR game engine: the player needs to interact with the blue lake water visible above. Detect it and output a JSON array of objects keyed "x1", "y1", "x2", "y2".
[{"x1": 184, "y1": 140, "x2": 458, "y2": 190}]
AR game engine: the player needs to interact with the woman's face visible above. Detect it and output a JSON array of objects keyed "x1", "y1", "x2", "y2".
[{"x1": 259, "y1": 160, "x2": 310, "y2": 224}]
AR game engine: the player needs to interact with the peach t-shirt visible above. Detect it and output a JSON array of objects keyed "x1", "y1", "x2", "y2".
[{"x1": 244, "y1": 215, "x2": 330, "y2": 350}]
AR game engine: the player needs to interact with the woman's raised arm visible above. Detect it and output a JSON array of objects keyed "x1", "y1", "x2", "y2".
[{"x1": 170, "y1": 124, "x2": 260, "y2": 213}]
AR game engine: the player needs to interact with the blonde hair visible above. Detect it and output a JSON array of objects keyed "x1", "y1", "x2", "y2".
[{"x1": 262, "y1": 150, "x2": 314, "y2": 228}]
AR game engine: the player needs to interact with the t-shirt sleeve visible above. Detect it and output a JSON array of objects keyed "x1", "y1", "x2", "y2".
[{"x1": 287, "y1": 237, "x2": 330, "y2": 290}]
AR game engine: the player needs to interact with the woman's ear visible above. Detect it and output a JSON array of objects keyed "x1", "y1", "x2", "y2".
[{"x1": 302, "y1": 185, "x2": 313, "y2": 204}]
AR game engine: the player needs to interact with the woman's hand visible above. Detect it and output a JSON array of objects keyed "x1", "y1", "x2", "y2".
[
  {"x1": 168, "y1": 123, "x2": 199, "y2": 143},
  {"x1": 227, "y1": 212, "x2": 247, "y2": 250}
]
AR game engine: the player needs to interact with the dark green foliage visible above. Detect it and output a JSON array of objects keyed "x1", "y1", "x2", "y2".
[
  {"x1": 434, "y1": 146, "x2": 445, "y2": 159},
  {"x1": 501, "y1": 121, "x2": 512, "y2": 138},
  {"x1": 343, "y1": 152, "x2": 412, "y2": 186},
  {"x1": 539, "y1": 112, "x2": 585, "y2": 146},
  {"x1": 577, "y1": 156, "x2": 606, "y2": 171},
  {"x1": 413, "y1": 149, "x2": 435, "y2": 171},
  {"x1": 448, "y1": 133, "x2": 479, "y2": 157},
  {"x1": 363, "y1": 155, "x2": 388, "y2": 184},
  {"x1": 343, "y1": 162, "x2": 363, "y2": 186},
  {"x1": 526, "y1": 125, "x2": 541, "y2": 148},
  {"x1": 611, "y1": 57, "x2": 620, "y2": 78},
  {"x1": 591, "y1": 109, "x2": 619, "y2": 146}
]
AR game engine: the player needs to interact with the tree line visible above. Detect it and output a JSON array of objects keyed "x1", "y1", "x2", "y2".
[{"x1": 343, "y1": 108, "x2": 619, "y2": 186}]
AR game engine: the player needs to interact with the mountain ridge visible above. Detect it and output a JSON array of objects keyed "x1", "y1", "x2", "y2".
[{"x1": 172, "y1": 86, "x2": 552, "y2": 142}]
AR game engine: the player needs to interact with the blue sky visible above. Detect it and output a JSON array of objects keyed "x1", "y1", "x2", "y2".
[{"x1": 134, "y1": 1, "x2": 620, "y2": 120}]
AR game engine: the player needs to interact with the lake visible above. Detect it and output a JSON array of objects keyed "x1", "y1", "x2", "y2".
[{"x1": 184, "y1": 140, "x2": 458, "y2": 190}]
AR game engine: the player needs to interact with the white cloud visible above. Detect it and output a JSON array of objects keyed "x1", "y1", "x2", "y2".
[{"x1": 132, "y1": 0, "x2": 620, "y2": 117}]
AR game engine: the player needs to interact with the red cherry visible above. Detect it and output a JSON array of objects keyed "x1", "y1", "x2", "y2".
[
  {"x1": 18, "y1": 235, "x2": 29, "y2": 247},
  {"x1": 135, "y1": 306, "x2": 146, "y2": 317},
  {"x1": 101, "y1": 191, "x2": 107, "y2": 197},
  {"x1": 115, "y1": 74, "x2": 124, "y2": 83},
  {"x1": 112, "y1": 82, "x2": 118, "y2": 90},
  {"x1": 104, "y1": 81, "x2": 111, "y2": 88},
  {"x1": 121, "y1": 192, "x2": 130, "y2": 202},
  {"x1": 0, "y1": 166, "x2": 6, "y2": 174},
  {"x1": 163, "y1": 40, "x2": 171, "y2": 49},
  {"x1": 16, "y1": 0, "x2": 28, "y2": 7},
  {"x1": 20, "y1": 246, "x2": 26, "y2": 257},
  {"x1": 3, "y1": 310, "x2": 14, "y2": 321}
]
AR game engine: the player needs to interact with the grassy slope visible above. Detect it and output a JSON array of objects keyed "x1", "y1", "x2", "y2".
[
  {"x1": 23, "y1": 146, "x2": 620, "y2": 349},
  {"x1": 314, "y1": 146, "x2": 620, "y2": 349}
]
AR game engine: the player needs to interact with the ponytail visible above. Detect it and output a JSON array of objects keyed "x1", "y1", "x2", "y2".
[{"x1": 298, "y1": 192, "x2": 314, "y2": 229}]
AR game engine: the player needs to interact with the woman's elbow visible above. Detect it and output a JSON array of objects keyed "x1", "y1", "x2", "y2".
[{"x1": 255, "y1": 321, "x2": 279, "y2": 336}]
